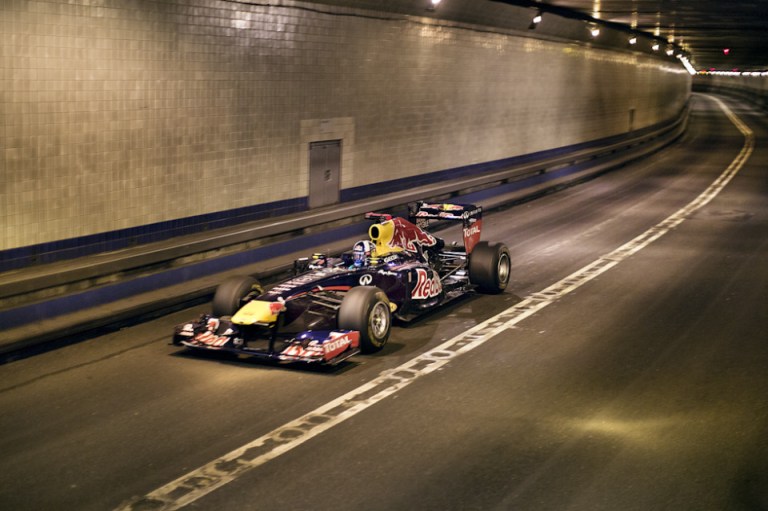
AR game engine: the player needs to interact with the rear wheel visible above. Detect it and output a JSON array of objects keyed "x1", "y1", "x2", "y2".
[
  {"x1": 212, "y1": 276, "x2": 259, "y2": 317},
  {"x1": 338, "y1": 286, "x2": 391, "y2": 353},
  {"x1": 469, "y1": 242, "x2": 511, "y2": 294}
]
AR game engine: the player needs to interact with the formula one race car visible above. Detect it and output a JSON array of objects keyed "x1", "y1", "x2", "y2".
[{"x1": 172, "y1": 201, "x2": 510, "y2": 365}]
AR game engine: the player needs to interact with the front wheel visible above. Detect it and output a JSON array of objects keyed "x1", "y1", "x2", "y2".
[
  {"x1": 469, "y1": 242, "x2": 511, "y2": 294},
  {"x1": 338, "y1": 286, "x2": 391, "y2": 353},
  {"x1": 212, "y1": 276, "x2": 260, "y2": 317}
]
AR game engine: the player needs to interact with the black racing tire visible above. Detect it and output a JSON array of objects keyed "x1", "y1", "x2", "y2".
[
  {"x1": 338, "y1": 286, "x2": 391, "y2": 354},
  {"x1": 469, "y1": 241, "x2": 511, "y2": 294},
  {"x1": 212, "y1": 276, "x2": 259, "y2": 317}
]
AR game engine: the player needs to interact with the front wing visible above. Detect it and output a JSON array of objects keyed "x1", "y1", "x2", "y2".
[{"x1": 173, "y1": 316, "x2": 361, "y2": 366}]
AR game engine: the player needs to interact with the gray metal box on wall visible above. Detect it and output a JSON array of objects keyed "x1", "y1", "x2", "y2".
[{"x1": 309, "y1": 140, "x2": 342, "y2": 208}]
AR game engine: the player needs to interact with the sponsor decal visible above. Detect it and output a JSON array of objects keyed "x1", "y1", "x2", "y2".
[
  {"x1": 412, "y1": 268, "x2": 442, "y2": 300},
  {"x1": 462, "y1": 208, "x2": 482, "y2": 219},
  {"x1": 462, "y1": 218, "x2": 483, "y2": 254},
  {"x1": 416, "y1": 203, "x2": 480, "y2": 221},
  {"x1": 359, "y1": 274, "x2": 373, "y2": 286},
  {"x1": 323, "y1": 333, "x2": 353, "y2": 355},
  {"x1": 389, "y1": 218, "x2": 438, "y2": 252},
  {"x1": 463, "y1": 224, "x2": 481, "y2": 237},
  {"x1": 323, "y1": 331, "x2": 360, "y2": 360},
  {"x1": 281, "y1": 341, "x2": 324, "y2": 360},
  {"x1": 195, "y1": 331, "x2": 230, "y2": 347},
  {"x1": 421, "y1": 202, "x2": 463, "y2": 212},
  {"x1": 280, "y1": 332, "x2": 359, "y2": 361},
  {"x1": 464, "y1": 223, "x2": 480, "y2": 237}
]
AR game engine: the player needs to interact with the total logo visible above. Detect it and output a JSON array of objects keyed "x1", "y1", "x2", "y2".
[
  {"x1": 412, "y1": 268, "x2": 442, "y2": 300},
  {"x1": 323, "y1": 333, "x2": 354, "y2": 354},
  {"x1": 463, "y1": 224, "x2": 481, "y2": 238}
]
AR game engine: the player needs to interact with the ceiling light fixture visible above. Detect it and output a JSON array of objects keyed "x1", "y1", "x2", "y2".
[
  {"x1": 529, "y1": 10, "x2": 543, "y2": 30},
  {"x1": 678, "y1": 54, "x2": 696, "y2": 75}
]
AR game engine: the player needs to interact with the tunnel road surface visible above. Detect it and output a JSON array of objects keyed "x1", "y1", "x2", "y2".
[{"x1": 1, "y1": 94, "x2": 766, "y2": 511}]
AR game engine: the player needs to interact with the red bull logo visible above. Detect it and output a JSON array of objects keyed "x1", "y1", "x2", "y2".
[
  {"x1": 412, "y1": 268, "x2": 442, "y2": 299},
  {"x1": 195, "y1": 331, "x2": 230, "y2": 347},
  {"x1": 370, "y1": 217, "x2": 438, "y2": 255}
]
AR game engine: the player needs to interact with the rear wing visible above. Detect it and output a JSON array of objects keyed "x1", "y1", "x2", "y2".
[
  {"x1": 410, "y1": 201, "x2": 484, "y2": 253},
  {"x1": 364, "y1": 212, "x2": 393, "y2": 223},
  {"x1": 410, "y1": 202, "x2": 482, "y2": 223}
]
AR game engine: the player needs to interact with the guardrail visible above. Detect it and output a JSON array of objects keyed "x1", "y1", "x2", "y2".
[{"x1": 0, "y1": 108, "x2": 688, "y2": 357}]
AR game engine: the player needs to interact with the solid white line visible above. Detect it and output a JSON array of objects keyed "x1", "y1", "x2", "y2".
[{"x1": 117, "y1": 95, "x2": 752, "y2": 511}]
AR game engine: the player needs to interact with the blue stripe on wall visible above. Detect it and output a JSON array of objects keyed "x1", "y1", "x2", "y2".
[{"x1": 0, "y1": 197, "x2": 307, "y2": 273}]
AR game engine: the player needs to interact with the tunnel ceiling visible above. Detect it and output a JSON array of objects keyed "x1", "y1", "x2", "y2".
[{"x1": 491, "y1": 0, "x2": 768, "y2": 72}]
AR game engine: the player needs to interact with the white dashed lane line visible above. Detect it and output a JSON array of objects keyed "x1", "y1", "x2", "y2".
[{"x1": 118, "y1": 95, "x2": 752, "y2": 511}]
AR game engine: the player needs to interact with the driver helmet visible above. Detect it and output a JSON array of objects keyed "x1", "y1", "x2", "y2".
[{"x1": 352, "y1": 240, "x2": 372, "y2": 267}]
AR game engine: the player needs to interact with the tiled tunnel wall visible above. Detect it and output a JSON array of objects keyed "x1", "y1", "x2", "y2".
[{"x1": 0, "y1": 0, "x2": 691, "y2": 252}]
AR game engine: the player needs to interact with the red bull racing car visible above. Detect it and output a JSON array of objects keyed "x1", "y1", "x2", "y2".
[{"x1": 173, "y1": 201, "x2": 511, "y2": 365}]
